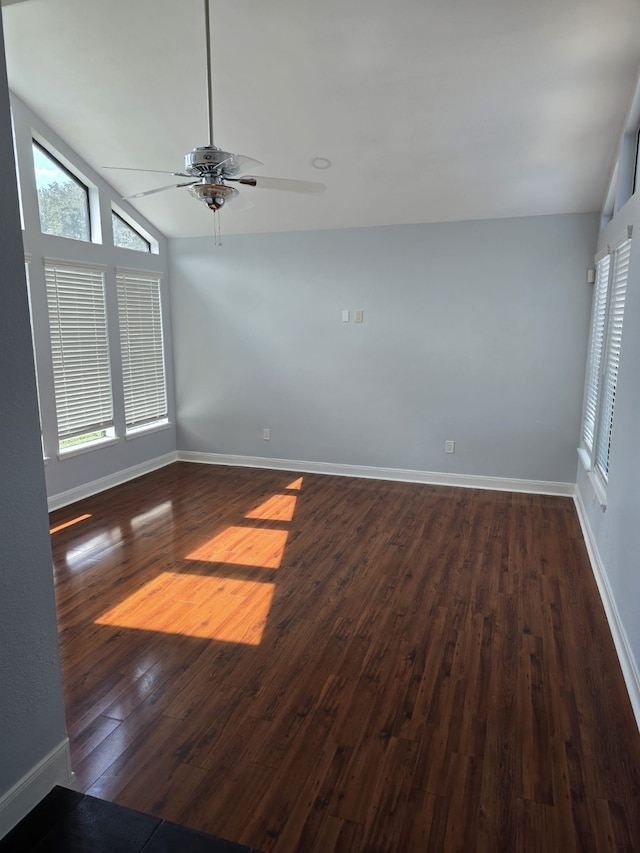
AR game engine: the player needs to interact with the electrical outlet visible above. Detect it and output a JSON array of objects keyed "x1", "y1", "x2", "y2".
[
  {"x1": 445, "y1": 440, "x2": 455, "y2": 454},
  {"x1": 263, "y1": 428, "x2": 270, "y2": 440}
]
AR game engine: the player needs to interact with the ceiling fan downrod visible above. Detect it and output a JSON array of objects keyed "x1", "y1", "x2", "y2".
[{"x1": 204, "y1": 0, "x2": 215, "y2": 148}]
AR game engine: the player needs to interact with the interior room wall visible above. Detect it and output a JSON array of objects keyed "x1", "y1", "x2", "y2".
[
  {"x1": 10, "y1": 95, "x2": 177, "y2": 506},
  {"x1": 170, "y1": 213, "x2": 598, "y2": 486},
  {"x1": 576, "y1": 190, "x2": 640, "y2": 722},
  {"x1": 0, "y1": 13, "x2": 68, "y2": 826}
]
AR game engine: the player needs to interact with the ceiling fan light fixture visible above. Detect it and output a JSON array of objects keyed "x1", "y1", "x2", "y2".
[{"x1": 188, "y1": 182, "x2": 238, "y2": 211}]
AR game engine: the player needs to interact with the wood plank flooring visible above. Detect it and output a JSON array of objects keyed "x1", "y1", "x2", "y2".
[{"x1": 49, "y1": 463, "x2": 640, "y2": 852}]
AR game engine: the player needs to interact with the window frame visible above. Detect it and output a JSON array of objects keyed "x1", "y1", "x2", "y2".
[{"x1": 579, "y1": 227, "x2": 632, "y2": 505}]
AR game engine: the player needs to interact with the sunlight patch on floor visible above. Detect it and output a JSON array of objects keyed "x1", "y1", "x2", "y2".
[
  {"x1": 185, "y1": 525, "x2": 289, "y2": 568},
  {"x1": 245, "y1": 493, "x2": 298, "y2": 522},
  {"x1": 50, "y1": 513, "x2": 92, "y2": 534},
  {"x1": 95, "y1": 479, "x2": 305, "y2": 645},
  {"x1": 95, "y1": 571, "x2": 275, "y2": 645}
]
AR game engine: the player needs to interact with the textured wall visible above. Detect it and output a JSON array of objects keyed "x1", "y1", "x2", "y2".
[
  {"x1": 0, "y1": 15, "x2": 67, "y2": 796},
  {"x1": 170, "y1": 213, "x2": 597, "y2": 483}
]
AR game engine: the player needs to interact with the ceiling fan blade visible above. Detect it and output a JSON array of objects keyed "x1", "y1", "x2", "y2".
[
  {"x1": 125, "y1": 180, "x2": 198, "y2": 199},
  {"x1": 230, "y1": 175, "x2": 326, "y2": 193},
  {"x1": 222, "y1": 153, "x2": 264, "y2": 177},
  {"x1": 103, "y1": 166, "x2": 191, "y2": 177}
]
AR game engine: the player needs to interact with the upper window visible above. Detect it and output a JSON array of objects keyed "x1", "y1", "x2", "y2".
[
  {"x1": 32, "y1": 141, "x2": 90, "y2": 241},
  {"x1": 580, "y1": 228, "x2": 632, "y2": 502},
  {"x1": 45, "y1": 261, "x2": 114, "y2": 454},
  {"x1": 112, "y1": 211, "x2": 151, "y2": 253}
]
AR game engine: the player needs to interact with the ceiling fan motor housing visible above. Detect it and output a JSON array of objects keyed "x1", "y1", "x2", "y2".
[{"x1": 185, "y1": 146, "x2": 240, "y2": 177}]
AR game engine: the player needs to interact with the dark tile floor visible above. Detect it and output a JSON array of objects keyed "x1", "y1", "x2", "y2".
[{"x1": 0, "y1": 787, "x2": 261, "y2": 852}]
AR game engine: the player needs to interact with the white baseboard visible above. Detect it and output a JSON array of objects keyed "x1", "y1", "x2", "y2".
[
  {"x1": 0, "y1": 738, "x2": 75, "y2": 840},
  {"x1": 176, "y1": 451, "x2": 575, "y2": 497},
  {"x1": 574, "y1": 489, "x2": 640, "y2": 733},
  {"x1": 47, "y1": 452, "x2": 178, "y2": 511}
]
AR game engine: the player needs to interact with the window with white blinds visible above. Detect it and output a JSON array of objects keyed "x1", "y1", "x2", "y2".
[
  {"x1": 580, "y1": 229, "x2": 632, "y2": 495},
  {"x1": 45, "y1": 261, "x2": 114, "y2": 450},
  {"x1": 594, "y1": 238, "x2": 631, "y2": 482},
  {"x1": 116, "y1": 269, "x2": 167, "y2": 432},
  {"x1": 581, "y1": 253, "x2": 610, "y2": 454}
]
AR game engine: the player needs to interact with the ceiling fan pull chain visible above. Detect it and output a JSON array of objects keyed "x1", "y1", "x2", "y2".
[{"x1": 214, "y1": 209, "x2": 223, "y2": 246}]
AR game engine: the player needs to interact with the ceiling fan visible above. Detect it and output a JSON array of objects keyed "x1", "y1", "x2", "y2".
[{"x1": 105, "y1": 0, "x2": 326, "y2": 213}]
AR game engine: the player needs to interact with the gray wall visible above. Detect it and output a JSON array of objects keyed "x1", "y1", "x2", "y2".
[
  {"x1": 170, "y1": 213, "x2": 598, "y2": 483},
  {"x1": 0, "y1": 12, "x2": 67, "y2": 798},
  {"x1": 577, "y1": 188, "x2": 640, "y2": 693}
]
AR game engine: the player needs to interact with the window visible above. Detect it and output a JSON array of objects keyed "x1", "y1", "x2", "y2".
[
  {"x1": 116, "y1": 269, "x2": 168, "y2": 434},
  {"x1": 582, "y1": 254, "x2": 610, "y2": 456},
  {"x1": 45, "y1": 261, "x2": 114, "y2": 453},
  {"x1": 112, "y1": 211, "x2": 151, "y2": 253},
  {"x1": 580, "y1": 228, "x2": 632, "y2": 501},
  {"x1": 32, "y1": 141, "x2": 90, "y2": 241}
]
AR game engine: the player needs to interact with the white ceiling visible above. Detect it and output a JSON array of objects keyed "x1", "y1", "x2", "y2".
[{"x1": 2, "y1": 0, "x2": 640, "y2": 238}]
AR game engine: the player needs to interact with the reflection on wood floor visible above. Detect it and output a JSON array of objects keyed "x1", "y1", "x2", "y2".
[{"x1": 49, "y1": 462, "x2": 640, "y2": 852}]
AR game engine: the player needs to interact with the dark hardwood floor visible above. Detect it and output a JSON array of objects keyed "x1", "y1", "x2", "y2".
[{"x1": 49, "y1": 463, "x2": 640, "y2": 851}]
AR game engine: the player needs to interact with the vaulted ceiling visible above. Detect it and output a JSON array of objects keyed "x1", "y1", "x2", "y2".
[{"x1": 2, "y1": 0, "x2": 640, "y2": 238}]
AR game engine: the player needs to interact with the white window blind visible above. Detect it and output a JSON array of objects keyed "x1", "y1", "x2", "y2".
[
  {"x1": 116, "y1": 269, "x2": 167, "y2": 430},
  {"x1": 581, "y1": 253, "x2": 610, "y2": 453},
  {"x1": 45, "y1": 261, "x2": 113, "y2": 444},
  {"x1": 579, "y1": 229, "x2": 632, "y2": 496},
  {"x1": 594, "y1": 238, "x2": 631, "y2": 482}
]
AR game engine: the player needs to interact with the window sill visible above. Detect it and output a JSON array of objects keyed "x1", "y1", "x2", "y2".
[
  {"x1": 58, "y1": 436, "x2": 119, "y2": 460},
  {"x1": 587, "y1": 469, "x2": 608, "y2": 509},
  {"x1": 125, "y1": 420, "x2": 171, "y2": 441},
  {"x1": 577, "y1": 448, "x2": 607, "y2": 509}
]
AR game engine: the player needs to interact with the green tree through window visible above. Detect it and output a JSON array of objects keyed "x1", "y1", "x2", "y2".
[
  {"x1": 32, "y1": 142, "x2": 90, "y2": 241},
  {"x1": 112, "y1": 211, "x2": 151, "y2": 252}
]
